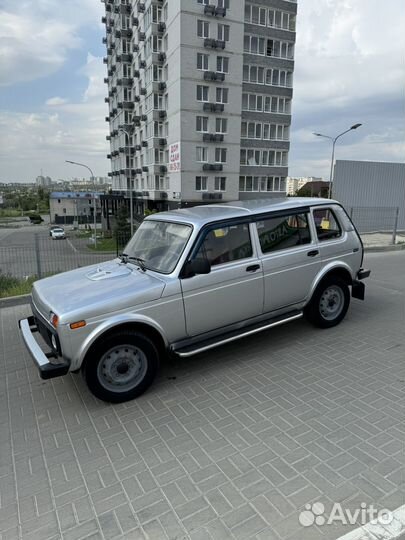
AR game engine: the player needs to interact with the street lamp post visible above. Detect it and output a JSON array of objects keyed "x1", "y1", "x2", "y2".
[
  {"x1": 65, "y1": 160, "x2": 98, "y2": 247},
  {"x1": 313, "y1": 123, "x2": 362, "y2": 199},
  {"x1": 118, "y1": 128, "x2": 134, "y2": 237}
]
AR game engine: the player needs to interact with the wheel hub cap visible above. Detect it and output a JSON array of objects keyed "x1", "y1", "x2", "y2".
[
  {"x1": 319, "y1": 286, "x2": 344, "y2": 321},
  {"x1": 97, "y1": 345, "x2": 147, "y2": 393}
]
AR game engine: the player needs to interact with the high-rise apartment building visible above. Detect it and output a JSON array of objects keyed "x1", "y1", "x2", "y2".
[{"x1": 102, "y1": 0, "x2": 297, "y2": 213}]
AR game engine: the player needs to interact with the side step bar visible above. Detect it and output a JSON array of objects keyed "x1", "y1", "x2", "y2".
[{"x1": 172, "y1": 311, "x2": 303, "y2": 358}]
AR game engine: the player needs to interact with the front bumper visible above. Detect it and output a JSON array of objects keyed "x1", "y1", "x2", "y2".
[{"x1": 19, "y1": 317, "x2": 70, "y2": 379}]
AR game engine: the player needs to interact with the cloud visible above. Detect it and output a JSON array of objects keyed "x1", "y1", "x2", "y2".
[
  {"x1": 289, "y1": 0, "x2": 405, "y2": 178},
  {"x1": 46, "y1": 97, "x2": 69, "y2": 106},
  {"x1": 0, "y1": 0, "x2": 103, "y2": 86},
  {"x1": 0, "y1": 54, "x2": 109, "y2": 180}
]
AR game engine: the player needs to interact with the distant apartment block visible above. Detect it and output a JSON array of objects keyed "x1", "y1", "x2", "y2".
[
  {"x1": 101, "y1": 0, "x2": 297, "y2": 212},
  {"x1": 286, "y1": 176, "x2": 323, "y2": 196}
]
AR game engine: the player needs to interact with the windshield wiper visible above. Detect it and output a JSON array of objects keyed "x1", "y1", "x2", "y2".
[{"x1": 119, "y1": 253, "x2": 146, "y2": 271}]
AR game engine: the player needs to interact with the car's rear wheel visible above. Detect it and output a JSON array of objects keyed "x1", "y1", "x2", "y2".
[
  {"x1": 84, "y1": 331, "x2": 159, "y2": 402},
  {"x1": 305, "y1": 276, "x2": 350, "y2": 328}
]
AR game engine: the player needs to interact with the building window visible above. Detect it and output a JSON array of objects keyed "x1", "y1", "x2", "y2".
[
  {"x1": 196, "y1": 146, "x2": 208, "y2": 162},
  {"x1": 217, "y1": 0, "x2": 230, "y2": 8},
  {"x1": 244, "y1": 5, "x2": 267, "y2": 25},
  {"x1": 244, "y1": 35, "x2": 265, "y2": 55},
  {"x1": 214, "y1": 177, "x2": 226, "y2": 191},
  {"x1": 241, "y1": 121, "x2": 290, "y2": 141},
  {"x1": 242, "y1": 93, "x2": 291, "y2": 114},
  {"x1": 197, "y1": 85, "x2": 209, "y2": 101},
  {"x1": 217, "y1": 24, "x2": 230, "y2": 41},
  {"x1": 197, "y1": 19, "x2": 210, "y2": 38},
  {"x1": 243, "y1": 65, "x2": 265, "y2": 84},
  {"x1": 196, "y1": 116, "x2": 209, "y2": 132},
  {"x1": 197, "y1": 53, "x2": 209, "y2": 71},
  {"x1": 196, "y1": 176, "x2": 208, "y2": 191},
  {"x1": 216, "y1": 56, "x2": 229, "y2": 73},
  {"x1": 268, "y1": 9, "x2": 296, "y2": 31},
  {"x1": 216, "y1": 87, "x2": 228, "y2": 103},
  {"x1": 239, "y1": 176, "x2": 286, "y2": 192},
  {"x1": 215, "y1": 118, "x2": 227, "y2": 133},
  {"x1": 215, "y1": 148, "x2": 227, "y2": 163}
]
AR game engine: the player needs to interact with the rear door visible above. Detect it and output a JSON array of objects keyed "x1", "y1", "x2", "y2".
[
  {"x1": 311, "y1": 205, "x2": 362, "y2": 275},
  {"x1": 254, "y1": 210, "x2": 321, "y2": 313},
  {"x1": 180, "y1": 221, "x2": 264, "y2": 336}
]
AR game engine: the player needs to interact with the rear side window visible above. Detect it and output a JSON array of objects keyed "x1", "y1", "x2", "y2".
[
  {"x1": 256, "y1": 213, "x2": 311, "y2": 254},
  {"x1": 195, "y1": 223, "x2": 253, "y2": 266},
  {"x1": 313, "y1": 208, "x2": 342, "y2": 241}
]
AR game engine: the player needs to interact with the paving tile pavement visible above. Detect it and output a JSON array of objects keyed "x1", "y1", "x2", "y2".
[{"x1": 0, "y1": 252, "x2": 404, "y2": 540}]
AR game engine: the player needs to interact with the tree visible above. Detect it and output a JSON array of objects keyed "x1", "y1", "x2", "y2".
[{"x1": 114, "y1": 204, "x2": 131, "y2": 248}]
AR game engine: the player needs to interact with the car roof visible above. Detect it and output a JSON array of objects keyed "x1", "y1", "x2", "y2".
[{"x1": 146, "y1": 197, "x2": 338, "y2": 227}]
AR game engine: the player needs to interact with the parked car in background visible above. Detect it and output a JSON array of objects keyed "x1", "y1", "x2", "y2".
[
  {"x1": 50, "y1": 227, "x2": 65, "y2": 239},
  {"x1": 20, "y1": 198, "x2": 370, "y2": 403}
]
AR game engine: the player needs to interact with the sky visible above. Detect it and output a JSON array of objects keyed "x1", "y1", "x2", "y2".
[{"x1": 0, "y1": 0, "x2": 404, "y2": 183}]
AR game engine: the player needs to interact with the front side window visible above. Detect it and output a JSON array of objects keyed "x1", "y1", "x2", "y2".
[
  {"x1": 313, "y1": 208, "x2": 342, "y2": 241},
  {"x1": 124, "y1": 220, "x2": 192, "y2": 273},
  {"x1": 257, "y1": 213, "x2": 311, "y2": 253},
  {"x1": 195, "y1": 223, "x2": 253, "y2": 266}
]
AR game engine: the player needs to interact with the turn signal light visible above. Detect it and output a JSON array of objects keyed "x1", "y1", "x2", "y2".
[
  {"x1": 70, "y1": 320, "x2": 86, "y2": 330},
  {"x1": 50, "y1": 312, "x2": 59, "y2": 328}
]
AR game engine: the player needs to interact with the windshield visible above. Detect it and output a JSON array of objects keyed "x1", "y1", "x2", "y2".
[{"x1": 124, "y1": 220, "x2": 192, "y2": 273}]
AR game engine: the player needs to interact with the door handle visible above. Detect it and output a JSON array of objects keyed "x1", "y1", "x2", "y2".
[
  {"x1": 246, "y1": 264, "x2": 260, "y2": 272},
  {"x1": 307, "y1": 250, "x2": 319, "y2": 257}
]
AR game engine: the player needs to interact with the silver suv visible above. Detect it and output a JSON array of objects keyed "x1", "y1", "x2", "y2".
[{"x1": 19, "y1": 198, "x2": 370, "y2": 403}]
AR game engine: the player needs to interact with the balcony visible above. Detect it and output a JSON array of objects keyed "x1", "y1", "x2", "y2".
[
  {"x1": 203, "y1": 71, "x2": 225, "y2": 82},
  {"x1": 202, "y1": 133, "x2": 224, "y2": 142},
  {"x1": 141, "y1": 141, "x2": 148, "y2": 147},
  {"x1": 204, "y1": 38, "x2": 225, "y2": 49},
  {"x1": 202, "y1": 164, "x2": 223, "y2": 171},
  {"x1": 103, "y1": 77, "x2": 109, "y2": 83},
  {"x1": 135, "y1": 144, "x2": 142, "y2": 151},
  {"x1": 105, "y1": 116, "x2": 110, "y2": 122},
  {"x1": 142, "y1": 166, "x2": 149, "y2": 172},
  {"x1": 141, "y1": 114, "x2": 147, "y2": 121},
  {"x1": 159, "y1": 138, "x2": 167, "y2": 146},
  {"x1": 114, "y1": 4, "x2": 131, "y2": 14},
  {"x1": 202, "y1": 102, "x2": 225, "y2": 113},
  {"x1": 202, "y1": 193, "x2": 223, "y2": 200},
  {"x1": 118, "y1": 123, "x2": 133, "y2": 132},
  {"x1": 116, "y1": 53, "x2": 133, "y2": 62},
  {"x1": 137, "y1": 3, "x2": 145, "y2": 12},
  {"x1": 117, "y1": 101, "x2": 134, "y2": 109},
  {"x1": 106, "y1": 135, "x2": 111, "y2": 141},
  {"x1": 104, "y1": 97, "x2": 110, "y2": 103},
  {"x1": 121, "y1": 29, "x2": 133, "y2": 39},
  {"x1": 116, "y1": 77, "x2": 133, "y2": 86},
  {"x1": 101, "y1": 16, "x2": 107, "y2": 24}
]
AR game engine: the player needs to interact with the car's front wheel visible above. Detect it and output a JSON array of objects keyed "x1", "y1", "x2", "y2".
[
  {"x1": 305, "y1": 276, "x2": 350, "y2": 328},
  {"x1": 84, "y1": 331, "x2": 159, "y2": 402}
]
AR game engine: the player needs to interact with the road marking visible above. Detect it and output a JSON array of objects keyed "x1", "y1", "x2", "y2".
[
  {"x1": 337, "y1": 504, "x2": 405, "y2": 540},
  {"x1": 66, "y1": 238, "x2": 78, "y2": 253}
]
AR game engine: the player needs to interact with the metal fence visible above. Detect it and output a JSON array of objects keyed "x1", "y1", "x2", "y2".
[
  {"x1": 0, "y1": 232, "x2": 130, "y2": 281},
  {"x1": 349, "y1": 206, "x2": 402, "y2": 247}
]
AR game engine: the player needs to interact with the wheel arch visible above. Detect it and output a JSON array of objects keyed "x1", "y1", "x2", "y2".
[
  {"x1": 308, "y1": 263, "x2": 353, "y2": 303},
  {"x1": 78, "y1": 317, "x2": 168, "y2": 371}
]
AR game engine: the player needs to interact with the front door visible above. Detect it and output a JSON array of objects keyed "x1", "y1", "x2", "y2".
[{"x1": 181, "y1": 222, "x2": 264, "y2": 336}]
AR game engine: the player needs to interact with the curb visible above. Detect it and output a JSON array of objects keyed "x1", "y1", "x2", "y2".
[
  {"x1": 364, "y1": 244, "x2": 405, "y2": 253},
  {"x1": 0, "y1": 294, "x2": 31, "y2": 308}
]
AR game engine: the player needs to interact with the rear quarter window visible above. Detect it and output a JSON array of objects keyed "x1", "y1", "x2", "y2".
[{"x1": 313, "y1": 208, "x2": 342, "y2": 241}]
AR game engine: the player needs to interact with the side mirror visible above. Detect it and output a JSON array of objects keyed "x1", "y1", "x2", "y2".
[{"x1": 183, "y1": 258, "x2": 211, "y2": 278}]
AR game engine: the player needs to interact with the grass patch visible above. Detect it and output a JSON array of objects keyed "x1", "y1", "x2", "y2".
[
  {"x1": 0, "y1": 273, "x2": 36, "y2": 298},
  {"x1": 0, "y1": 209, "x2": 22, "y2": 218},
  {"x1": 87, "y1": 237, "x2": 118, "y2": 252}
]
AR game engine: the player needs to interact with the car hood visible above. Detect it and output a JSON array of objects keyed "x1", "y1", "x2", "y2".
[{"x1": 32, "y1": 259, "x2": 166, "y2": 324}]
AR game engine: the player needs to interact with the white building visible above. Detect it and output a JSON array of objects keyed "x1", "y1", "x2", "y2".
[
  {"x1": 102, "y1": 0, "x2": 297, "y2": 212},
  {"x1": 286, "y1": 176, "x2": 323, "y2": 196}
]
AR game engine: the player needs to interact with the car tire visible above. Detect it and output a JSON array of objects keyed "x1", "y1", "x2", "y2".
[
  {"x1": 305, "y1": 276, "x2": 350, "y2": 328},
  {"x1": 84, "y1": 331, "x2": 159, "y2": 403}
]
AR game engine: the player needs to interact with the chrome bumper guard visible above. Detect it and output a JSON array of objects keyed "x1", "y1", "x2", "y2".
[{"x1": 19, "y1": 316, "x2": 70, "y2": 379}]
